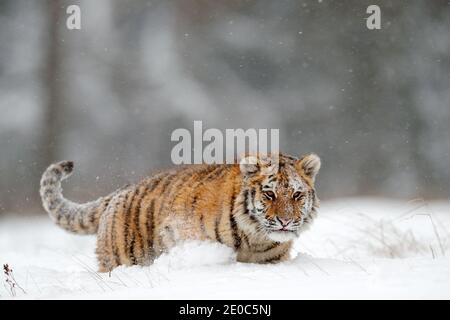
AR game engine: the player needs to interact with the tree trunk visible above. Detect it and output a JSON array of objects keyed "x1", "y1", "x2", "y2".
[{"x1": 40, "y1": 0, "x2": 64, "y2": 169}]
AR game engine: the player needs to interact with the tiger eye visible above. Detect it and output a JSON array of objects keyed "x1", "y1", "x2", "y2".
[
  {"x1": 292, "y1": 191, "x2": 304, "y2": 201},
  {"x1": 263, "y1": 191, "x2": 276, "y2": 200}
]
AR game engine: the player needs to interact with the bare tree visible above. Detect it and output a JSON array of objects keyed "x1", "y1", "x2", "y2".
[{"x1": 40, "y1": 0, "x2": 65, "y2": 170}]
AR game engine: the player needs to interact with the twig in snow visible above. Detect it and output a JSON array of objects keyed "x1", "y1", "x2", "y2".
[
  {"x1": 409, "y1": 213, "x2": 446, "y2": 257},
  {"x1": 345, "y1": 257, "x2": 370, "y2": 275},
  {"x1": 71, "y1": 256, "x2": 111, "y2": 292},
  {"x1": 3, "y1": 264, "x2": 26, "y2": 296},
  {"x1": 430, "y1": 245, "x2": 436, "y2": 259},
  {"x1": 28, "y1": 272, "x2": 42, "y2": 294},
  {"x1": 302, "y1": 256, "x2": 330, "y2": 276},
  {"x1": 295, "y1": 263, "x2": 310, "y2": 277}
]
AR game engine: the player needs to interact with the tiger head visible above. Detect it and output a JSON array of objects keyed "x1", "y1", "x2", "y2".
[{"x1": 239, "y1": 153, "x2": 321, "y2": 242}]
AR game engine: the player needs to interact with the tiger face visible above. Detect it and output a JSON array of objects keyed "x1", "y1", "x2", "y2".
[{"x1": 240, "y1": 153, "x2": 321, "y2": 242}]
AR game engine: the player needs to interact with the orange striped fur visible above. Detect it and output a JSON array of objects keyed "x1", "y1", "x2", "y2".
[{"x1": 40, "y1": 153, "x2": 321, "y2": 272}]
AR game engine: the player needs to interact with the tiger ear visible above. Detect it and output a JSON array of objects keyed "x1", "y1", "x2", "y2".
[
  {"x1": 296, "y1": 153, "x2": 321, "y2": 182},
  {"x1": 239, "y1": 156, "x2": 259, "y2": 176}
]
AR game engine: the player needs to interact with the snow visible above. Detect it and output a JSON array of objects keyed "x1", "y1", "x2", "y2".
[{"x1": 1, "y1": 198, "x2": 449, "y2": 299}]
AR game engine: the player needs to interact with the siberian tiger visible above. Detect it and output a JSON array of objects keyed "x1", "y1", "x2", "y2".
[{"x1": 40, "y1": 153, "x2": 321, "y2": 272}]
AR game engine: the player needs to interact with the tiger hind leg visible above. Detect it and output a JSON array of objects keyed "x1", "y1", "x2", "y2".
[{"x1": 95, "y1": 195, "x2": 123, "y2": 273}]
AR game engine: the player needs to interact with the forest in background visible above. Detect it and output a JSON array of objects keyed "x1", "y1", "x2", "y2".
[{"x1": 0, "y1": 0, "x2": 449, "y2": 214}]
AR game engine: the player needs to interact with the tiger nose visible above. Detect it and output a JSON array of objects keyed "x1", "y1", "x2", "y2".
[{"x1": 276, "y1": 217, "x2": 292, "y2": 227}]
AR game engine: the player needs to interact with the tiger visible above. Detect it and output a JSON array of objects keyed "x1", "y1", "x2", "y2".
[{"x1": 40, "y1": 153, "x2": 321, "y2": 272}]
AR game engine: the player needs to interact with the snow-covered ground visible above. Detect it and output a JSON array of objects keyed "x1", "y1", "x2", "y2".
[{"x1": 1, "y1": 198, "x2": 449, "y2": 299}]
